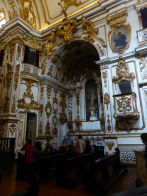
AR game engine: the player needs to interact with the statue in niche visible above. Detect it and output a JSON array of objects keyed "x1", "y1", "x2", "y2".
[
  {"x1": 85, "y1": 79, "x2": 99, "y2": 121},
  {"x1": 89, "y1": 91, "x2": 97, "y2": 120},
  {"x1": 89, "y1": 91, "x2": 96, "y2": 106}
]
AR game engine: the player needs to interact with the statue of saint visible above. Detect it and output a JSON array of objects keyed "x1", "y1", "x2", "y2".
[
  {"x1": 89, "y1": 91, "x2": 97, "y2": 119},
  {"x1": 89, "y1": 91, "x2": 96, "y2": 107}
]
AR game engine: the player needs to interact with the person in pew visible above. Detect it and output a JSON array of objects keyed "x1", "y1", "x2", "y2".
[
  {"x1": 34, "y1": 141, "x2": 42, "y2": 161},
  {"x1": 44, "y1": 139, "x2": 53, "y2": 152},
  {"x1": 75, "y1": 135, "x2": 85, "y2": 154},
  {"x1": 85, "y1": 138, "x2": 92, "y2": 153},
  {"x1": 60, "y1": 134, "x2": 72, "y2": 151},
  {"x1": 21, "y1": 139, "x2": 36, "y2": 179}
]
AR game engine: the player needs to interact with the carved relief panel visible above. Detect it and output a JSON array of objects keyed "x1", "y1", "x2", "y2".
[
  {"x1": 101, "y1": 66, "x2": 112, "y2": 133},
  {"x1": 111, "y1": 57, "x2": 144, "y2": 130},
  {"x1": 18, "y1": 78, "x2": 39, "y2": 112},
  {"x1": 105, "y1": 138, "x2": 117, "y2": 155}
]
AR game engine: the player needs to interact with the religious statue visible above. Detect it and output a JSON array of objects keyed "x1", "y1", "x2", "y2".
[
  {"x1": 89, "y1": 91, "x2": 96, "y2": 107},
  {"x1": 89, "y1": 91, "x2": 97, "y2": 120}
]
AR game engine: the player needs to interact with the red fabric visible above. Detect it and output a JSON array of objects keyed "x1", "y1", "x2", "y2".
[
  {"x1": 22, "y1": 144, "x2": 35, "y2": 162},
  {"x1": 75, "y1": 140, "x2": 80, "y2": 153}
]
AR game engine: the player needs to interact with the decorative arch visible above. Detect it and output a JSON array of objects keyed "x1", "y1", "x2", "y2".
[
  {"x1": 46, "y1": 39, "x2": 101, "y2": 85},
  {"x1": 44, "y1": 16, "x2": 106, "y2": 61}
]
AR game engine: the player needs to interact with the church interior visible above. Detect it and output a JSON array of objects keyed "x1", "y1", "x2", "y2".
[{"x1": 0, "y1": 0, "x2": 147, "y2": 195}]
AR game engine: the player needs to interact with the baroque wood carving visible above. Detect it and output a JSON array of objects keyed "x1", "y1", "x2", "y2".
[{"x1": 112, "y1": 57, "x2": 135, "y2": 84}]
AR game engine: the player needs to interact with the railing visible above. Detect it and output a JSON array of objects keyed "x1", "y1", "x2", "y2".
[
  {"x1": 0, "y1": 138, "x2": 15, "y2": 154},
  {"x1": 137, "y1": 28, "x2": 147, "y2": 46},
  {"x1": 22, "y1": 63, "x2": 40, "y2": 76}
]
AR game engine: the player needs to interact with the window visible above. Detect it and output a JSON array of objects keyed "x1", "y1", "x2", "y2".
[
  {"x1": 140, "y1": 8, "x2": 147, "y2": 29},
  {"x1": 118, "y1": 80, "x2": 132, "y2": 95},
  {"x1": 0, "y1": 50, "x2": 4, "y2": 67},
  {"x1": 23, "y1": 46, "x2": 39, "y2": 67},
  {"x1": 0, "y1": 11, "x2": 6, "y2": 28}
]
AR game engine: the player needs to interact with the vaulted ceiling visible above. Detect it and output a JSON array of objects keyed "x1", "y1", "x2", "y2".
[{"x1": 0, "y1": 0, "x2": 99, "y2": 31}]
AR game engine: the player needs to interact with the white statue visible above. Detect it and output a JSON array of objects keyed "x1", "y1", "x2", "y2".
[
  {"x1": 89, "y1": 91, "x2": 96, "y2": 107},
  {"x1": 89, "y1": 91, "x2": 97, "y2": 120}
]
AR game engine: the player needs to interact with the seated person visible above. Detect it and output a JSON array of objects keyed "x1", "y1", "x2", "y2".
[
  {"x1": 75, "y1": 135, "x2": 85, "y2": 154},
  {"x1": 85, "y1": 138, "x2": 91, "y2": 153},
  {"x1": 60, "y1": 135, "x2": 73, "y2": 151}
]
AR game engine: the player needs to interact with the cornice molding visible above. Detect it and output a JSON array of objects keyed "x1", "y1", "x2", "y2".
[
  {"x1": 0, "y1": 17, "x2": 41, "y2": 38},
  {"x1": 135, "y1": 44, "x2": 147, "y2": 56},
  {"x1": 96, "y1": 45, "x2": 147, "y2": 66},
  {"x1": 40, "y1": 76, "x2": 69, "y2": 93}
]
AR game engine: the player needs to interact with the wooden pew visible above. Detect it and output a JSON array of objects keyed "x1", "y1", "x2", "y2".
[
  {"x1": 111, "y1": 185, "x2": 147, "y2": 196},
  {"x1": 16, "y1": 148, "x2": 105, "y2": 186},
  {"x1": 56, "y1": 151, "x2": 105, "y2": 189},
  {"x1": 135, "y1": 151, "x2": 147, "y2": 186},
  {"x1": 55, "y1": 150, "x2": 126, "y2": 195},
  {"x1": 83, "y1": 152, "x2": 126, "y2": 195},
  {"x1": 16, "y1": 150, "x2": 77, "y2": 181}
]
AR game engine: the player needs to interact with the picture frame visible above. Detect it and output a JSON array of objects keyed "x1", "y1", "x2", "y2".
[{"x1": 109, "y1": 25, "x2": 131, "y2": 53}]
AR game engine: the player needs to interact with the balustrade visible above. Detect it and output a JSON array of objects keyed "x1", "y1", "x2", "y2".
[
  {"x1": 137, "y1": 28, "x2": 147, "y2": 45},
  {"x1": 22, "y1": 63, "x2": 41, "y2": 76}
]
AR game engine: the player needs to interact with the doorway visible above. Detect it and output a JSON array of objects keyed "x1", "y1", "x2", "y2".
[{"x1": 26, "y1": 113, "x2": 37, "y2": 145}]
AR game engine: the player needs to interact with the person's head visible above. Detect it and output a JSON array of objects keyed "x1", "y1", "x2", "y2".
[
  {"x1": 141, "y1": 133, "x2": 147, "y2": 145},
  {"x1": 78, "y1": 135, "x2": 82, "y2": 139},
  {"x1": 117, "y1": 32, "x2": 122, "y2": 37},
  {"x1": 27, "y1": 139, "x2": 32, "y2": 145}
]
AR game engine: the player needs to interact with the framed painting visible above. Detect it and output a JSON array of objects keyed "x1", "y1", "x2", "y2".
[{"x1": 109, "y1": 25, "x2": 131, "y2": 53}]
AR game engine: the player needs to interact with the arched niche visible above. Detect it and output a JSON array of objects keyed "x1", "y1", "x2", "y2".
[
  {"x1": 85, "y1": 79, "x2": 99, "y2": 121},
  {"x1": 79, "y1": 71, "x2": 102, "y2": 123},
  {"x1": 46, "y1": 40, "x2": 100, "y2": 85},
  {"x1": 45, "y1": 39, "x2": 103, "y2": 133}
]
